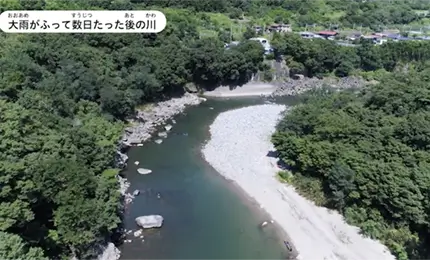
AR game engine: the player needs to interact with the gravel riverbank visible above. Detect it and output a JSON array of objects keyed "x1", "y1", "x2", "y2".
[
  {"x1": 202, "y1": 104, "x2": 395, "y2": 260},
  {"x1": 272, "y1": 76, "x2": 368, "y2": 96},
  {"x1": 202, "y1": 76, "x2": 368, "y2": 98}
]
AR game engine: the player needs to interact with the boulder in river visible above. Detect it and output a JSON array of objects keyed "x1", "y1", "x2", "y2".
[
  {"x1": 133, "y1": 190, "x2": 140, "y2": 196},
  {"x1": 137, "y1": 168, "x2": 152, "y2": 175},
  {"x1": 164, "y1": 124, "x2": 173, "y2": 131},
  {"x1": 135, "y1": 215, "x2": 164, "y2": 229},
  {"x1": 155, "y1": 139, "x2": 163, "y2": 144}
]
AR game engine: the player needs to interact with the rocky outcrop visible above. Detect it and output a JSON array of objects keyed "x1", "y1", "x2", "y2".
[
  {"x1": 122, "y1": 93, "x2": 206, "y2": 147},
  {"x1": 135, "y1": 215, "x2": 164, "y2": 229},
  {"x1": 115, "y1": 151, "x2": 129, "y2": 169},
  {"x1": 184, "y1": 82, "x2": 198, "y2": 93},
  {"x1": 272, "y1": 76, "x2": 367, "y2": 96}
]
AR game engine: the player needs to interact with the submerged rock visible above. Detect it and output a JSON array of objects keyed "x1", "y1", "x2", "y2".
[
  {"x1": 261, "y1": 221, "x2": 268, "y2": 227},
  {"x1": 135, "y1": 215, "x2": 164, "y2": 229},
  {"x1": 158, "y1": 131, "x2": 168, "y2": 138},
  {"x1": 133, "y1": 229, "x2": 143, "y2": 237},
  {"x1": 137, "y1": 168, "x2": 152, "y2": 175}
]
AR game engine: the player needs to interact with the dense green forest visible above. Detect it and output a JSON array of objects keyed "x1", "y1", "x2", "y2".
[
  {"x1": 134, "y1": 0, "x2": 430, "y2": 29},
  {"x1": 272, "y1": 69, "x2": 430, "y2": 260},
  {"x1": 0, "y1": 0, "x2": 264, "y2": 259},
  {"x1": 271, "y1": 33, "x2": 430, "y2": 77}
]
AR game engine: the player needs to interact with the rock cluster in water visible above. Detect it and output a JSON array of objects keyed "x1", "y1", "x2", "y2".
[{"x1": 272, "y1": 76, "x2": 368, "y2": 96}]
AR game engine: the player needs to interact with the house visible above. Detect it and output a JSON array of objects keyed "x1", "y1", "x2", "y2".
[
  {"x1": 347, "y1": 32, "x2": 362, "y2": 41},
  {"x1": 249, "y1": 37, "x2": 273, "y2": 54},
  {"x1": 362, "y1": 34, "x2": 381, "y2": 41},
  {"x1": 374, "y1": 38, "x2": 388, "y2": 45},
  {"x1": 372, "y1": 32, "x2": 386, "y2": 38},
  {"x1": 253, "y1": 25, "x2": 263, "y2": 33},
  {"x1": 266, "y1": 23, "x2": 292, "y2": 33},
  {"x1": 386, "y1": 34, "x2": 401, "y2": 40},
  {"x1": 299, "y1": 32, "x2": 317, "y2": 39},
  {"x1": 317, "y1": 30, "x2": 338, "y2": 38}
]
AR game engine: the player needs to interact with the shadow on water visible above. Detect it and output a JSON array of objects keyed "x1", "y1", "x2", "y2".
[{"x1": 119, "y1": 96, "x2": 298, "y2": 260}]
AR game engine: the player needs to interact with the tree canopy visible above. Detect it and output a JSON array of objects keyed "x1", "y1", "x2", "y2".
[{"x1": 272, "y1": 33, "x2": 430, "y2": 77}]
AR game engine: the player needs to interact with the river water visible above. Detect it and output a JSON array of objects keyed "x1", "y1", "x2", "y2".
[{"x1": 119, "y1": 96, "x2": 298, "y2": 259}]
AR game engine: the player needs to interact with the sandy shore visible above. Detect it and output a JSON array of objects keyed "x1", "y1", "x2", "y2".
[
  {"x1": 203, "y1": 82, "x2": 277, "y2": 97},
  {"x1": 202, "y1": 105, "x2": 395, "y2": 260}
]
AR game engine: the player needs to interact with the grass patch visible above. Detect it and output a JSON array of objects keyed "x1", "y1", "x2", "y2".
[
  {"x1": 135, "y1": 103, "x2": 154, "y2": 112},
  {"x1": 277, "y1": 170, "x2": 294, "y2": 184},
  {"x1": 278, "y1": 171, "x2": 327, "y2": 206}
]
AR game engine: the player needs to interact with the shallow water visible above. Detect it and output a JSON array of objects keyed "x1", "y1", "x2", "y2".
[{"x1": 119, "y1": 96, "x2": 298, "y2": 259}]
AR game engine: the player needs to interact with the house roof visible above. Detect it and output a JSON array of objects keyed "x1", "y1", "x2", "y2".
[{"x1": 317, "y1": 30, "x2": 338, "y2": 36}]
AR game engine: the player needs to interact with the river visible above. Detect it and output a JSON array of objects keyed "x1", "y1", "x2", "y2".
[{"x1": 119, "y1": 96, "x2": 298, "y2": 259}]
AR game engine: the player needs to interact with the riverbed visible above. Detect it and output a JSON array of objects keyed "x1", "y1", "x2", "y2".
[{"x1": 119, "y1": 96, "x2": 298, "y2": 259}]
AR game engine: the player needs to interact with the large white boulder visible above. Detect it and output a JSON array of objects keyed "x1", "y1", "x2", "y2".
[
  {"x1": 96, "y1": 243, "x2": 120, "y2": 260},
  {"x1": 135, "y1": 215, "x2": 164, "y2": 229}
]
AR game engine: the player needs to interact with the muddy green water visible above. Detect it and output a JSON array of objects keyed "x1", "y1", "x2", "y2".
[{"x1": 119, "y1": 96, "x2": 298, "y2": 259}]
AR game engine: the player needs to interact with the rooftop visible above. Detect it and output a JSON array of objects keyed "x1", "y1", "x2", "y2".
[{"x1": 317, "y1": 30, "x2": 338, "y2": 36}]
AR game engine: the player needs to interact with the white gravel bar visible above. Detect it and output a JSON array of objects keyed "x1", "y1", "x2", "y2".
[{"x1": 202, "y1": 104, "x2": 395, "y2": 260}]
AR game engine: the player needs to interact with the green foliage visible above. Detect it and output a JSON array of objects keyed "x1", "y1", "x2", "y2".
[
  {"x1": 272, "y1": 71, "x2": 430, "y2": 259},
  {"x1": 272, "y1": 33, "x2": 430, "y2": 78},
  {"x1": 0, "y1": 232, "x2": 47, "y2": 260}
]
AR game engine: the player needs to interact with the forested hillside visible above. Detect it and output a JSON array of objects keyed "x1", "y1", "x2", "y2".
[
  {"x1": 272, "y1": 33, "x2": 430, "y2": 77},
  {"x1": 3, "y1": 0, "x2": 430, "y2": 33},
  {"x1": 0, "y1": 0, "x2": 264, "y2": 259},
  {"x1": 272, "y1": 70, "x2": 430, "y2": 260}
]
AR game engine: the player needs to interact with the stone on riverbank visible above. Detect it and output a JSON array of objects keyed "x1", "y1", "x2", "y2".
[
  {"x1": 96, "y1": 243, "x2": 120, "y2": 260},
  {"x1": 135, "y1": 215, "x2": 164, "y2": 229},
  {"x1": 164, "y1": 124, "x2": 172, "y2": 131}
]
